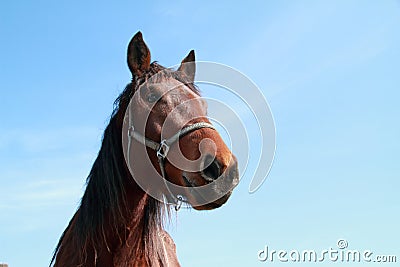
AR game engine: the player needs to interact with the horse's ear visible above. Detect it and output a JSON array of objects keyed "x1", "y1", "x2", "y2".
[
  {"x1": 127, "y1": 31, "x2": 151, "y2": 77},
  {"x1": 178, "y1": 50, "x2": 196, "y2": 82}
]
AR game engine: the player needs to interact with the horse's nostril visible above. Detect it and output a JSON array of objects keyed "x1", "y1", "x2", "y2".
[{"x1": 202, "y1": 154, "x2": 221, "y2": 181}]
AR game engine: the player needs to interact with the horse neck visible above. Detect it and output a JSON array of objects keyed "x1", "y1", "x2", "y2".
[
  {"x1": 89, "y1": 164, "x2": 170, "y2": 266},
  {"x1": 113, "y1": 186, "x2": 158, "y2": 266},
  {"x1": 53, "y1": 178, "x2": 151, "y2": 266},
  {"x1": 55, "y1": 127, "x2": 162, "y2": 265},
  {"x1": 54, "y1": 101, "x2": 180, "y2": 266},
  {"x1": 111, "y1": 164, "x2": 180, "y2": 267}
]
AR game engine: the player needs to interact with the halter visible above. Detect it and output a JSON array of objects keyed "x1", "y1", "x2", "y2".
[{"x1": 127, "y1": 121, "x2": 215, "y2": 211}]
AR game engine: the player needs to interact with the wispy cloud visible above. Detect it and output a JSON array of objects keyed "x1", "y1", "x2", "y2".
[
  {"x1": 0, "y1": 178, "x2": 83, "y2": 210},
  {"x1": 241, "y1": 2, "x2": 396, "y2": 98},
  {"x1": 0, "y1": 125, "x2": 101, "y2": 153},
  {"x1": 0, "y1": 157, "x2": 87, "y2": 234},
  {"x1": 0, "y1": 126, "x2": 98, "y2": 222}
]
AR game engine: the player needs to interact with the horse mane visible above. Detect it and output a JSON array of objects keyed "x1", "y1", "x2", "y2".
[{"x1": 50, "y1": 62, "x2": 198, "y2": 266}]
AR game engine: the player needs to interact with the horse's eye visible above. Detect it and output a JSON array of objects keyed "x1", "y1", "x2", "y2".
[{"x1": 146, "y1": 93, "x2": 159, "y2": 103}]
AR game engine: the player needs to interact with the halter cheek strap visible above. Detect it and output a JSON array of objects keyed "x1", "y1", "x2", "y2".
[{"x1": 127, "y1": 121, "x2": 215, "y2": 211}]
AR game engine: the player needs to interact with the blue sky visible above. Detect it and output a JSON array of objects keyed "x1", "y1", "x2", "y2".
[{"x1": 1, "y1": 1, "x2": 399, "y2": 266}]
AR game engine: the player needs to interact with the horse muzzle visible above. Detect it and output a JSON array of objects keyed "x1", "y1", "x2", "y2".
[{"x1": 182, "y1": 154, "x2": 239, "y2": 210}]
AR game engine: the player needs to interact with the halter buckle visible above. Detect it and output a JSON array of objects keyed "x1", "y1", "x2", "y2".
[{"x1": 157, "y1": 140, "x2": 170, "y2": 159}]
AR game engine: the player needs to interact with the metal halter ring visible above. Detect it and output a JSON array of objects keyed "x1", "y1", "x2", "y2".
[
  {"x1": 157, "y1": 140, "x2": 170, "y2": 159},
  {"x1": 175, "y1": 195, "x2": 183, "y2": 211}
]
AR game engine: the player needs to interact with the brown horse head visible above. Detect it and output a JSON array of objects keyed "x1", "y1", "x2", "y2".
[{"x1": 123, "y1": 32, "x2": 239, "y2": 210}]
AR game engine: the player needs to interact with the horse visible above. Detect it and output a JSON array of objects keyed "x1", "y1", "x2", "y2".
[{"x1": 50, "y1": 31, "x2": 239, "y2": 267}]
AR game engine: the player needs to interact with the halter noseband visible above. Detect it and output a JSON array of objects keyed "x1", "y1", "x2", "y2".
[{"x1": 127, "y1": 121, "x2": 215, "y2": 211}]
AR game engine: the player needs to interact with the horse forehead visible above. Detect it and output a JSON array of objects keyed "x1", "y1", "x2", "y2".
[
  {"x1": 157, "y1": 79, "x2": 197, "y2": 97},
  {"x1": 156, "y1": 80, "x2": 205, "y2": 109}
]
